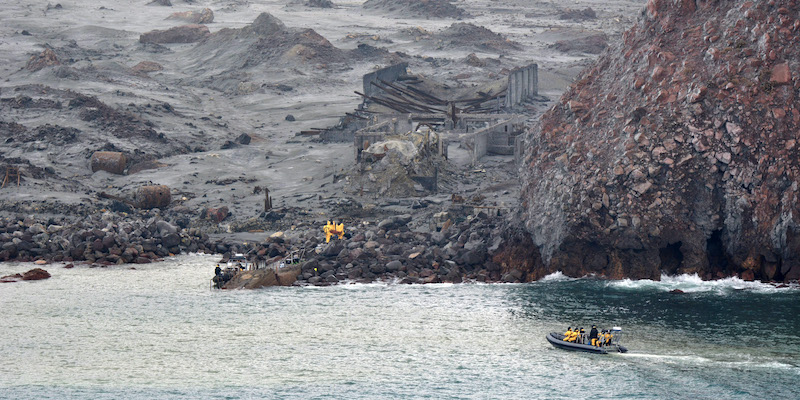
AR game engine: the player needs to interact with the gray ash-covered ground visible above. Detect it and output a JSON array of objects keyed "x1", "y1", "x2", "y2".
[
  {"x1": 361, "y1": 0, "x2": 469, "y2": 19},
  {"x1": 0, "y1": 0, "x2": 646, "y2": 283}
]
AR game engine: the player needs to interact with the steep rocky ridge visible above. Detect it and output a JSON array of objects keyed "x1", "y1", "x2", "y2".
[{"x1": 515, "y1": 0, "x2": 800, "y2": 282}]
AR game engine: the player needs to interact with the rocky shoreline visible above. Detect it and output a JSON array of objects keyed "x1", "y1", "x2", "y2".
[
  {"x1": 0, "y1": 203, "x2": 527, "y2": 286},
  {"x1": 5, "y1": 202, "x2": 797, "y2": 287}
]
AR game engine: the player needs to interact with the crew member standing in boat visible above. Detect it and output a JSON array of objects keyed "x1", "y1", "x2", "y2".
[{"x1": 589, "y1": 325, "x2": 599, "y2": 346}]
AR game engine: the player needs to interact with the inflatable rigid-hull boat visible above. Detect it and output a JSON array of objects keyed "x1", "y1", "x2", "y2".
[{"x1": 546, "y1": 332, "x2": 628, "y2": 354}]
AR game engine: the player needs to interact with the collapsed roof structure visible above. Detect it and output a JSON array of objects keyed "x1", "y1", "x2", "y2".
[{"x1": 321, "y1": 62, "x2": 538, "y2": 198}]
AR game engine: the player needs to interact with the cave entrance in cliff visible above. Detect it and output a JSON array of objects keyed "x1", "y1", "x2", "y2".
[
  {"x1": 659, "y1": 242, "x2": 683, "y2": 275},
  {"x1": 706, "y1": 229, "x2": 729, "y2": 272}
]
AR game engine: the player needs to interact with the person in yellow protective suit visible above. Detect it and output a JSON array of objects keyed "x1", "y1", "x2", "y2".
[
  {"x1": 578, "y1": 328, "x2": 585, "y2": 344},
  {"x1": 323, "y1": 221, "x2": 346, "y2": 243},
  {"x1": 571, "y1": 329, "x2": 580, "y2": 343},
  {"x1": 563, "y1": 327, "x2": 573, "y2": 342},
  {"x1": 604, "y1": 330, "x2": 613, "y2": 346}
]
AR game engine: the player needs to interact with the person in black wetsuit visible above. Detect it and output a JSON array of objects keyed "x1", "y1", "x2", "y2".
[{"x1": 589, "y1": 325, "x2": 599, "y2": 346}]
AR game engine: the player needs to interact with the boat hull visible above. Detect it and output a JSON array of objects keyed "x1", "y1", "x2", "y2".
[{"x1": 546, "y1": 332, "x2": 627, "y2": 354}]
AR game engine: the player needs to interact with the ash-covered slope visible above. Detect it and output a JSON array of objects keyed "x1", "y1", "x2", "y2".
[
  {"x1": 182, "y1": 13, "x2": 347, "y2": 91},
  {"x1": 516, "y1": 0, "x2": 799, "y2": 282}
]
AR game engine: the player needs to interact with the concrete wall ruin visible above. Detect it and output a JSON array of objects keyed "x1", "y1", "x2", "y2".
[
  {"x1": 504, "y1": 64, "x2": 538, "y2": 108},
  {"x1": 362, "y1": 63, "x2": 409, "y2": 98},
  {"x1": 354, "y1": 113, "x2": 524, "y2": 165}
]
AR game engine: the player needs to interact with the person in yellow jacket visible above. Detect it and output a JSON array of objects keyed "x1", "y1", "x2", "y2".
[
  {"x1": 563, "y1": 327, "x2": 573, "y2": 342},
  {"x1": 604, "y1": 330, "x2": 613, "y2": 346}
]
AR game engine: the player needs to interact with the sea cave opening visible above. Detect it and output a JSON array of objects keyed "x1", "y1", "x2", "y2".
[
  {"x1": 706, "y1": 229, "x2": 729, "y2": 273},
  {"x1": 659, "y1": 241, "x2": 683, "y2": 275}
]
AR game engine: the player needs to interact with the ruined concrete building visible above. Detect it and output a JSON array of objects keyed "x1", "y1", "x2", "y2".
[{"x1": 352, "y1": 63, "x2": 537, "y2": 166}]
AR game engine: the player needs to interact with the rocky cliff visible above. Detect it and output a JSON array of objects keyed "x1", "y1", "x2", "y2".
[{"x1": 515, "y1": 0, "x2": 800, "y2": 282}]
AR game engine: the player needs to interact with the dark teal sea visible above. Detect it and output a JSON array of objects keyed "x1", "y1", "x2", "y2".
[{"x1": 1, "y1": 255, "x2": 797, "y2": 399}]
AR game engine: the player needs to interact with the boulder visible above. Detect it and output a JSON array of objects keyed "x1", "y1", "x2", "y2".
[
  {"x1": 155, "y1": 220, "x2": 177, "y2": 236},
  {"x1": 222, "y1": 266, "x2": 301, "y2": 289},
  {"x1": 378, "y1": 214, "x2": 412, "y2": 230},
  {"x1": 770, "y1": 63, "x2": 791, "y2": 85},
  {"x1": 206, "y1": 206, "x2": 229, "y2": 223},
  {"x1": 26, "y1": 48, "x2": 59, "y2": 71},
  {"x1": 235, "y1": 133, "x2": 251, "y2": 145},
  {"x1": 385, "y1": 260, "x2": 402, "y2": 272},
  {"x1": 166, "y1": 8, "x2": 214, "y2": 24},
  {"x1": 22, "y1": 268, "x2": 51, "y2": 281},
  {"x1": 161, "y1": 233, "x2": 181, "y2": 248}
]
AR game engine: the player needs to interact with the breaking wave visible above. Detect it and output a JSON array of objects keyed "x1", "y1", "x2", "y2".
[
  {"x1": 607, "y1": 273, "x2": 797, "y2": 294},
  {"x1": 539, "y1": 271, "x2": 575, "y2": 282}
]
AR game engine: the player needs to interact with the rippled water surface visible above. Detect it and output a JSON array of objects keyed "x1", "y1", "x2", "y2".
[{"x1": 1, "y1": 255, "x2": 798, "y2": 399}]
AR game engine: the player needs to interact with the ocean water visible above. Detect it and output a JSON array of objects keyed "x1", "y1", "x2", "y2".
[{"x1": 1, "y1": 254, "x2": 798, "y2": 399}]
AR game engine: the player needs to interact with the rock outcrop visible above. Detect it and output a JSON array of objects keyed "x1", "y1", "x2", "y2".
[
  {"x1": 26, "y1": 48, "x2": 60, "y2": 71},
  {"x1": 222, "y1": 266, "x2": 301, "y2": 289},
  {"x1": 517, "y1": 0, "x2": 800, "y2": 282},
  {"x1": 1, "y1": 268, "x2": 50, "y2": 282},
  {"x1": 166, "y1": 8, "x2": 214, "y2": 24},
  {"x1": 139, "y1": 25, "x2": 210, "y2": 44}
]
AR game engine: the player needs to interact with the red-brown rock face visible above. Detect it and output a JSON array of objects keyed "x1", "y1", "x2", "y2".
[{"x1": 518, "y1": 0, "x2": 800, "y2": 281}]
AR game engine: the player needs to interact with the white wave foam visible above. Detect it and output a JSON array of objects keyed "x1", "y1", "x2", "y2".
[
  {"x1": 620, "y1": 353, "x2": 711, "y2": 364},
  {"x1": 607, "y1": 273, "x2": 797, "y2": 294},
  {"x1": 715, "y1": 360, "x2": 799, "y2": 371},
  {"x1": 621, "y1": 353, "x2": 797, "y2": 372},
  {"x1": 539, "y1": 271, "x2": 575, "y2": 282}
]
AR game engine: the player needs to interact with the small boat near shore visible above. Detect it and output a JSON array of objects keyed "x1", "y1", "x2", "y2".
[
  {"x1": 211, "y1": 250, "x2": 305, "y2": 289},
  {"x1": 546, "y1": 327, "x2": 628, "y2": 354}
]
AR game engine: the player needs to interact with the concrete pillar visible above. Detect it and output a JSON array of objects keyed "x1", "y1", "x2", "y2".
[
  {"x1": 532, "y1": 64, "x2": 538, "y2": 96},
  {"x1": 522, "y1": 68, "x2": 529, "y2": 100},
  {"x1": 507, "y1": 73, "x2": 515, "y2": 108},
  {"x1": 526, "y1": 66, "x2": 533, "y2": 97}
]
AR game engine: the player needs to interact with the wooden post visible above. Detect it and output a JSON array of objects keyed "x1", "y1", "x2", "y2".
[
  {"x1": 264, "y1": 188, "x2": 272, "y2": 212},
  {"x1": 2, "y1": 166, "x2": 20, "y2": 188}
]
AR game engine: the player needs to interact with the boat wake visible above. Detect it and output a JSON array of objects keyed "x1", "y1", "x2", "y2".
[
  {"x1": 606, "y1": 273, "x2": 797, "y2": 294},
  {"x1": 620, "y1": 352, "x2": 799, "y2": 372}
]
